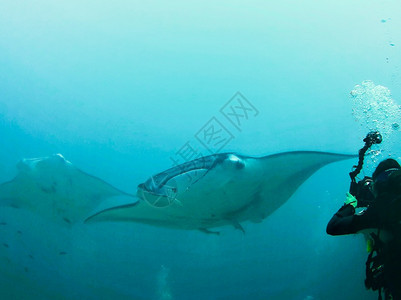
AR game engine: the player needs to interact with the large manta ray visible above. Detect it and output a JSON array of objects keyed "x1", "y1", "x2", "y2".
[
  {"x1": 0, "y1": 152, "x2": 355, "y2": 231},
  {"x1": 86, "y1": 151, "x2": 355, "y2": 232}
]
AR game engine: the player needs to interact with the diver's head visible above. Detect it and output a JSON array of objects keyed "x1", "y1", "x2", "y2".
[
  {"x1": 372, "y1": 159, "x2": 400, "y2": 181},
  {"x1": 372, "y1": 158, "x2": 401, "y2": 196},
  {"x1": 353, "y1": 159, "x2": 401, "y2": 207}
]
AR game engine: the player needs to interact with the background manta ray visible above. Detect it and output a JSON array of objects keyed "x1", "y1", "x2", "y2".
[{"x1": 0, "y1": 154, "x2": 136, "y2": 226}]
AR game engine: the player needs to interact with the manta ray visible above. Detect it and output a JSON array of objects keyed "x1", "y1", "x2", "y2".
[
  {"x1": 0, "y1": 154, "x2": 136, "y2": 226},
  {"x1": 86, "y1": 151, "x2": 355, "y2": 232},
  {"x1": 0, "y1": 151, "x2": 355, "y2": 231}
]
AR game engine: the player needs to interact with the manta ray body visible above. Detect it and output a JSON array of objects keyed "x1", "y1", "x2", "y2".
[{"x1": 86, "y1": 152, "x2": 355, "y2": 231}]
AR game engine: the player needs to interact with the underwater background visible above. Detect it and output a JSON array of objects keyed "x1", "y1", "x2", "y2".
[{"x1": 1, "y1": 0, "x2": 401, "y2": 299}]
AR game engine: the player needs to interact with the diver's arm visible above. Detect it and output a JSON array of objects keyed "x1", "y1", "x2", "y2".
[
  {"x1": 326, "y1": 204, "x2": 357, "y2": 235},
  {"x1": 326, "y1": 204, "x2": 379, "y2": 235}
]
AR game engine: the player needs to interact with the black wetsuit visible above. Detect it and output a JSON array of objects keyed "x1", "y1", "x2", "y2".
[{"x1": 327, "y1": 170, "x2": 401, "y2": 300}]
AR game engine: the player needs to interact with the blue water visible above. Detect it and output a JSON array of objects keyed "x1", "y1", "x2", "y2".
[{"x1": 1, "y1": 1, "x2": 401, "y2": 299}]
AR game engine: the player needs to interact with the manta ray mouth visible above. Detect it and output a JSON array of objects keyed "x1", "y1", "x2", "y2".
[
  {"x1": 138, "y1": 153, "x2": 233, "y2": 196},
  {"x1": 139, "y1": 153, "x2": 247, "y2": 197}
]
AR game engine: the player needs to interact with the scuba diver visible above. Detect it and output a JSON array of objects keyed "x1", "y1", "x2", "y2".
[{"x1": 327, "y1": 131, "x2": 401, "y2": 300}]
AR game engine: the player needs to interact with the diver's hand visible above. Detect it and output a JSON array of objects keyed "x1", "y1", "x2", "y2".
[{"x1": 345, "y1": 192, "x2": 357, "y2": 208}]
